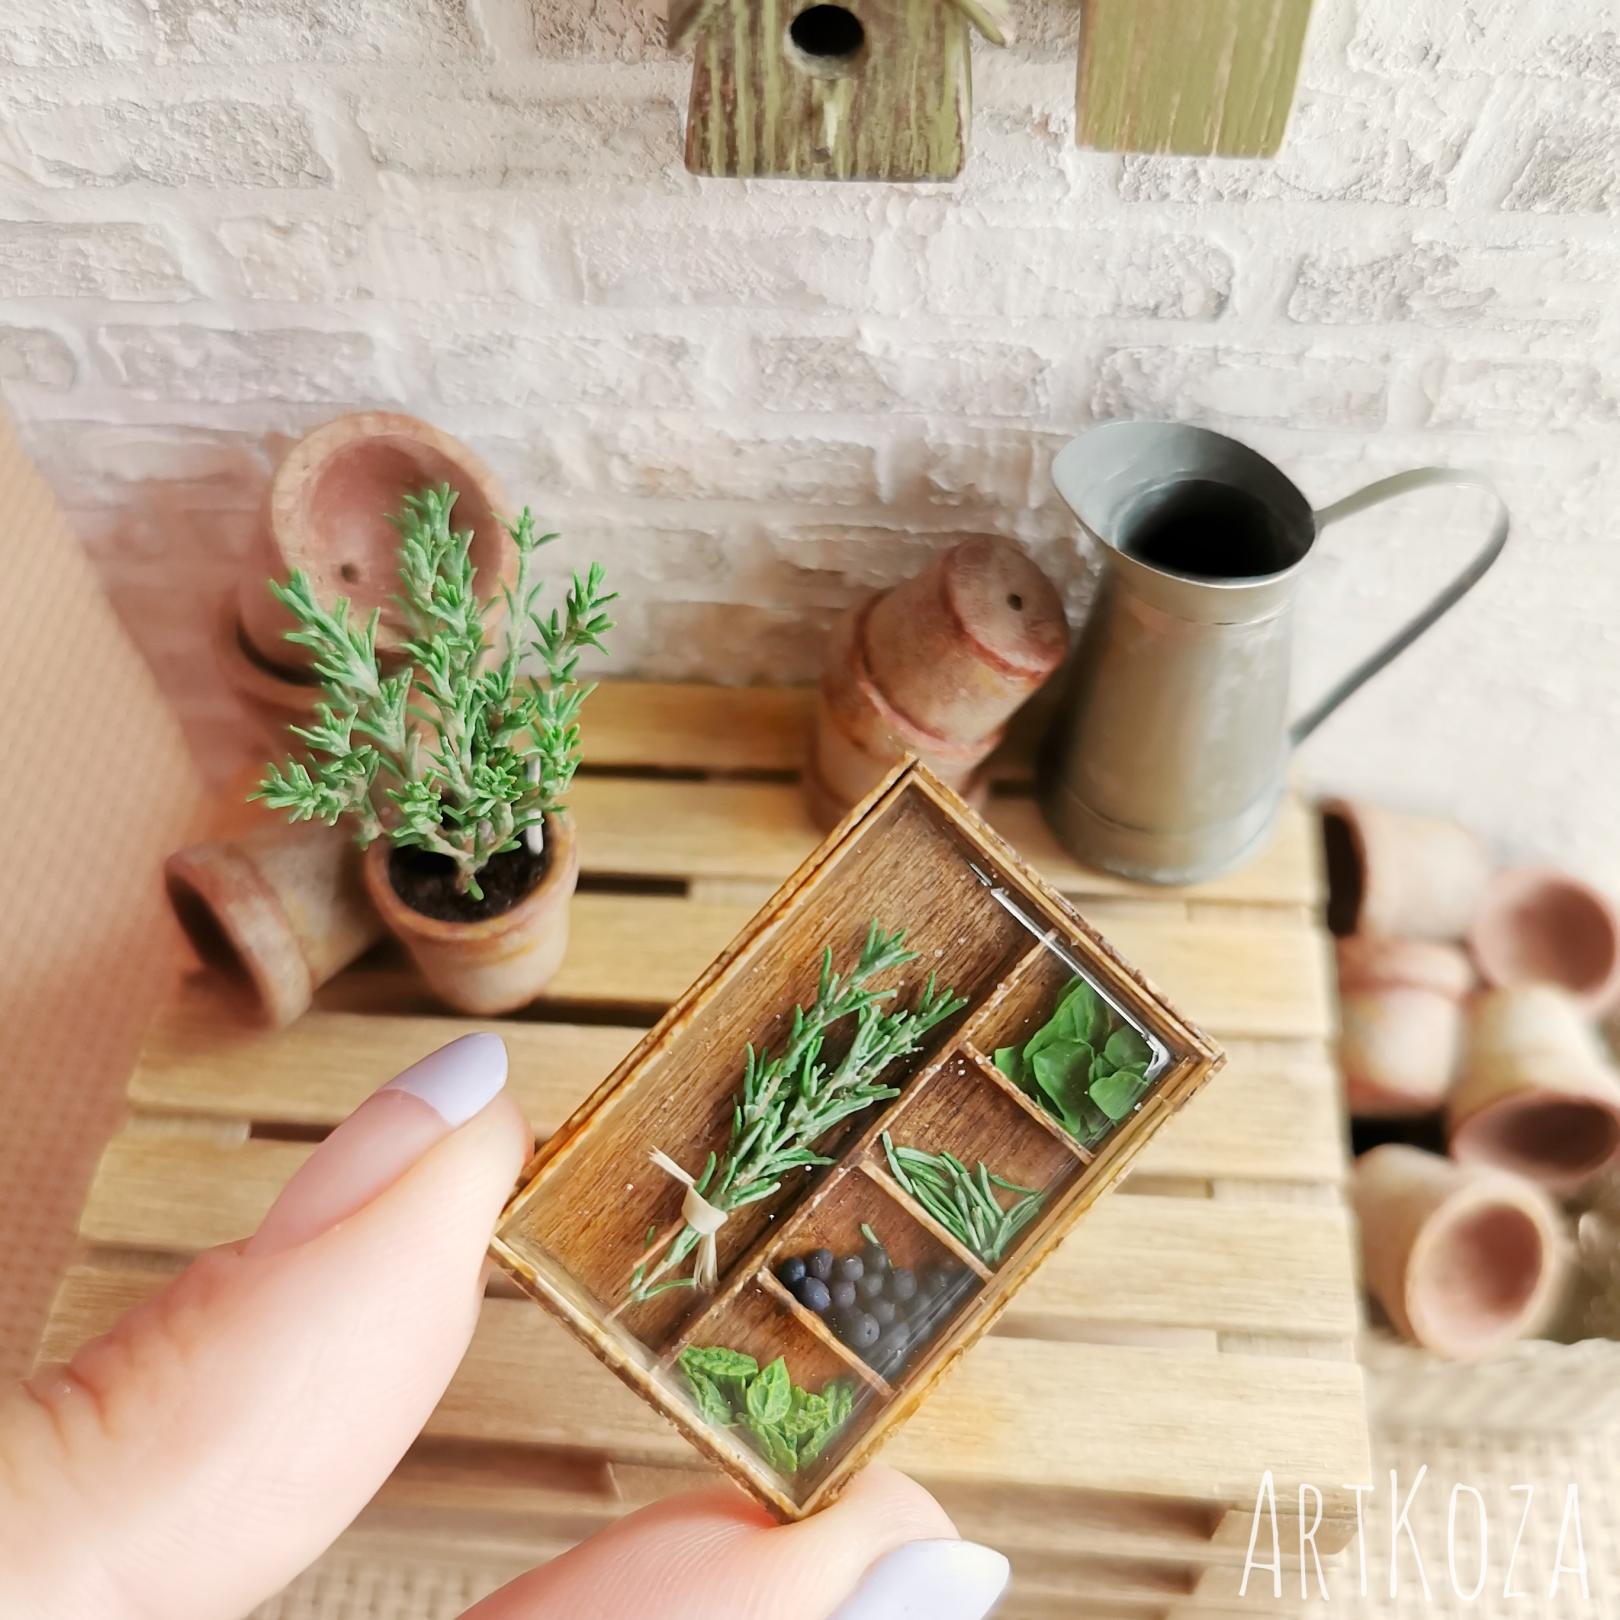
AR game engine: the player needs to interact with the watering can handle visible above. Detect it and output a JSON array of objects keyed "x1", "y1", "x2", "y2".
[{"x1": 1289, "y1": 467, "x2": 1509, "y2": 747}]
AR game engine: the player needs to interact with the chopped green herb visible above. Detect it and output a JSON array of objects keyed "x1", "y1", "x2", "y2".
[
  {"x1": 881, "y1": 1132, "x2": 1044, "y2": 1265},
  {"x1": 994, "y1": 976, "x2": 1153, "y2": 1147}
]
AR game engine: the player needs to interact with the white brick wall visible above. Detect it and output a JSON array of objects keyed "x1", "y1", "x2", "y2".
[{"x1": 2, "y1": 0, "x2": 1619, "y2": 888}]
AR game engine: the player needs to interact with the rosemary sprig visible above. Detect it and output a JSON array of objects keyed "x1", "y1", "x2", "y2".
[
  {"x1": 629, "y1": 921, "x2": 966, "y2": 1302},
  {"x1": 882, "y1": 1132, "x2": 1044, "y2": 1265}
]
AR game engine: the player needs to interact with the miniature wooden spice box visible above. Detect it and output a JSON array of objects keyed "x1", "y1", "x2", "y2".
[{"x1": 492, "y1": 762, "x2": 1225, "y2": 1518}]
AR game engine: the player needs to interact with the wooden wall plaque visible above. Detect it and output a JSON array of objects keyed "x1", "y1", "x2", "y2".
[{"x1": 492, "y1": 761, "x2": 1225, "y2": 1518}]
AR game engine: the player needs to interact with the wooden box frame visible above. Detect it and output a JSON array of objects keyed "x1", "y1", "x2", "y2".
[{"x1": 492, "y1": 762, "x2": 1225, "y2": 1518}]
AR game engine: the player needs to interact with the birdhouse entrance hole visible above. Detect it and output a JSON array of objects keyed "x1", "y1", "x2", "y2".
[{"x1": 788, "y1": 4, "x2": 865, "y2": 67}]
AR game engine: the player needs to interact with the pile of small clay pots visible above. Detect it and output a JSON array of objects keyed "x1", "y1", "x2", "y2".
[
  {"x1": 777, "y1": 1237, "x2": 975, "y2": 1383},
  {"x1": 1328, "y1": 799, "x2": 1620, "y2": 1360}
]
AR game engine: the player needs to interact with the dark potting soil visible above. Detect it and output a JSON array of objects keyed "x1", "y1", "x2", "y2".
[{"x1": 389, "y1": 840, "x2": 550, "y2": 924}]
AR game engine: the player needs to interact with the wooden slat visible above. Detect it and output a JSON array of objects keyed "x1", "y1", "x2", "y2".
[
  {"x1": 129, "y1": 997, "x2": 1343, "y2": 1185},
  {"x1": 583, "y1": 681, "x2": 811, "y2": 774},
  {"x1": 567, "y1": 776, "x2": 1320, "y2": 909},
  {"x1": 76, "y1": 1135, "x2": 1356, "y2": 1339},
  {"x1": 41, "y1": 1263, "x2": 1368, "y2": 1529},
  {"x1": 305, "y1": 895, "x2": 1332, "y2": 1039},
  {"x1": 130, "y1": 990, "x2": 642, "y2": 1131}
]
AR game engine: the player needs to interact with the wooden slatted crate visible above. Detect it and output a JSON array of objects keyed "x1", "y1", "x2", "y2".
[{"x1": 38, "y1": 682, "x2": 1369, "y2": 1618}]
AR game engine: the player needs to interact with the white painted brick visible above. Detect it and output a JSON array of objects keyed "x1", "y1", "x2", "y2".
[
  {"x1": 154, "y1": 0, "x2": 479, "y2": 63},
  {"x1": 0, "y1": 223, "x2": 197, "y2": 300},
  {"x1": 20, "y1": 421, "x2": 271, "y2": 505},
  {"x1": 599, "y1": 421, "x2": 879, "y2": 505},
  {"x1": 918, "y1": 225, "x2": 1231, "y2": 321},
  {"x1": 753, "y1": 336, "x2": 1049, "y2": 417},
  {"x1": 357, "y1": 93, "x2": 679, "y2": 185},
  {"x1": 430, "y1": 331, "x2": 699, "y2": 409},
  {"x1": 16, "y1": 99, "x2": 331, "y2": 188},
  {"x1": 890, "y1": 428, "x2": 1035, "y2": 512},
  {"x1": 1420, "y1": 358, "x2": 1619, "y2": 433},
  {"x1": 1121, "y1": 82, "x2": 1482, "y2": 207},
  {"x1": 98, "y1": 325, "x2": 387, "y2": 402},
  {"x1": 216, "y1": 211, "x2": 565, "y2": 303},
  {"x1": 1287, "y1": 239, "x2": 1619, "y2": 332},
  {"x1": 611, "y1": 599, "x2": 838, "y2": 683},
  {"x1": 531, "y1": 0, "x2": 661, "y2": 60},
  {"x1": 3, "y1": 0, "x2": 154, "y2": 65},
  {"x1": 759, "y1": 525, "x2": 963, "y2": 607},
  {"x1": 1091, "y1": 346, "x2": 1390, "y2": 431},
  {"x1": 0, "y1": 328, "x2": 77, "y2": 389},
  {"x1": 576, "y1": 225, "x2": 873, "y2": 312},
  {"x1": 1503, "y1": 107, "x2": 1620, "y2": 215},
  {"x1": 1349, "y1": 0, "x2": 1620, "y2": 85}
]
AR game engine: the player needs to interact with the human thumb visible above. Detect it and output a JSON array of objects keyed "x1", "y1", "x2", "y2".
[{"x1": 0, "y1": 1033, "x2": 528, "y2": 1620}]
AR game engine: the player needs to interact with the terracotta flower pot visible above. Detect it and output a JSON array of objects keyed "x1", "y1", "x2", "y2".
[
  {"x1": 215, "y1": 593, "x2": 322, "y2": 745},
  {"x1": 362, "y1": 814, "x2": 580, "y2": 1015},
  {"x1": 238, "y1": 412, "x2": 514, "y2": 672},
  {"x1": 862, "y1": 537, "x2": 1068, "y2": 741},
  {"x1": 1449, "y1": 986, "x2": 1620, "y2": 1194},
  {"x1": 1470, "y1": 866, "x2": 1620, "y2": 1015},
  {"x1": 1350, "y1": 1144, "x2": 1567, "y2": 1360},
  {"x1": 808, "y1": 594, "x2": 1009, "y2": 826},
  {"x1": 1321, "y1": 799, "x2": 1492, "y2": 941},
  {"x1": 165, "y1": 820, "x2": 382, "y2": 1028},
  {"x1": 1336, "y1": 936, "x2": 1472, "y2": 1118}
]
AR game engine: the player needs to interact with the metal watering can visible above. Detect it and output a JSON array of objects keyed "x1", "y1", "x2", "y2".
[{"x1": 1038, "y1": 422, "x2": 1510, "y2": 885}]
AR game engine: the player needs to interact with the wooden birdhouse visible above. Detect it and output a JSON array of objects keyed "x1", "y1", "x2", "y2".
[{"x1": 669, "y1": 0, "x2": 1013, "y2": 181}]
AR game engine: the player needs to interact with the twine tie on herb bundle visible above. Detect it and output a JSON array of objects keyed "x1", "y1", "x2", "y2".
[{"x1": 649, "y1": 1148, "x2": 728, "y2": 1291}]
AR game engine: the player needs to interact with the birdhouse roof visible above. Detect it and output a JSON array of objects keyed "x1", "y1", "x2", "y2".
[{"x1": 667, "y1": 0, "x2": 1015, "y2": 51}]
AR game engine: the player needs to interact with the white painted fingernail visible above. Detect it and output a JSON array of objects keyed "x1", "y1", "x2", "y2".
[
  {"x1": 380, "y1": 1031, "x2": 508, "y2": 1126},
  {"x1": 828, "y1": 1539, "x2": 1010, "y2": 1619}
]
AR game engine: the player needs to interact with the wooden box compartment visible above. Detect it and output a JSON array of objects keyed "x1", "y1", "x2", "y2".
[{"x1": 493, "y1": 763, "x2": 1224, "y2": 1517}]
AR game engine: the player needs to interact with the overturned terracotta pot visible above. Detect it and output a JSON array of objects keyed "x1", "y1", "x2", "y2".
[
  {"x1": 1471, "y1": 866, "x2": 1620, "y2": 1016},
  {"x1": 1321, "y1": 799, "x2": 1491, "y2": 941},
  {"x1": 165, "y1": 819, "x2": 382, "y2": 1027},
  {"x1": 238, "y1": 412, "x2": 514, "y2": 672},
  {"x1": 862, "y1": 537, "x2": 1069, "y2": 741},
  {"x1": 1337, "y1": 936, "x2": 1473, "y2": 1118},
  {"x1": 807, "y1": 540, "x2": 1066, "y2": 827},
  {"x1": 1450, "y1": 986, "x2": 1620, "y2": 1194},
  {"x1": 363, "y1": 814, "x2": 579, "y2": 1015},
  {"x1": 1351, "y1": 1144, "x2": 1567, "y2": 1360}
]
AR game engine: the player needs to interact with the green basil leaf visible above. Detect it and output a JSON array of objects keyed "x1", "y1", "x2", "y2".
[
  {"x1": 680, "y1": 1345, "x2": 759, "y2": 1382},
  {"x1": 745, "y1": 1415, "x2": 799, "y2": 1475},
  {"x1": 1031, "y1": 1040, "x2": 1093, "y2": 1116},
  {"x1": 683, "y1": 1367, "x2": 735, "y2": 1428},
  {"x1": 1104, "y1": 1025, "x2": 1151, "y2": 1070},
  {"x1": 993, "y1": 1046, "x2": 1024, "y2": 1083},
  {"x1": 781, "y1": 1387, "x2": 829, "y2": 1439},
  {"x1": 1090, "y1": 1067, "x2": 1150, "y2": 1122},
  {"x1": 746, "y1": 1356, "x2": 792, "y2": 1426}
]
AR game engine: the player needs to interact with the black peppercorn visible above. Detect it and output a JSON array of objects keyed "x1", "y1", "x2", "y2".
[
  {"x1": 834, "y1": 1253, "x2": 865, "y2": 1283},
  {"x1": 777, "y1": 1255, "x2": 807, "y2": 1289},
  {"x1": 861, "y1": 1242, "x2": 889, "y2": 1275},
  {"x1": 856, "y1": 1271, "x2": 885, "y2": 1301},
  {"x1": 886, "y1": 1266, "x2": 917, "y2": 1302},
  {"x1": 829, "y1": 1278, "x2": 857, "y2": 1311},
  {"x1": 870, "y1": 1296, "x2": 897, "y2": 1327},
  {"x1": 846, "y1": 1311, "x2": 881, "y2": 1349},
  {"x1": 807, "y1": 1248, "x2": 835, "y2": 1282},
  {"x1": 794, "y1": 1276, "x2": 832, "y2": 1314}
]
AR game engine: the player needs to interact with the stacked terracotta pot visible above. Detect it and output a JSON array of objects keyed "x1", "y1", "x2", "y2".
[
  {"x1": 174, "y1": 412, "x2": 578, "y2": 1026},
  {"x1": 220, "y1": 411, "x2": 513, "y2": 743},
  {"x1": 1326, "y1": 798, "x2": 1620, "y2": 1360},
  {"x1": 807, "y1": 537, "x2": 1069, "y2": 828}
]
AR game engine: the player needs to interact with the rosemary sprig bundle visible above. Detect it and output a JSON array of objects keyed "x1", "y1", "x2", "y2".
[
  {"x1": 882, "y1": 1132, "x2": 1044, "y2": 1265},
  {"x1": 629, "y1": 921, "x2": 966, "y2": 1302}
]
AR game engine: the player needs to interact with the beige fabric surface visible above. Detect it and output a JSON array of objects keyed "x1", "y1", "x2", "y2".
[{"x1": 0, "y1": 408, "x2": 204, "y2": 1378}]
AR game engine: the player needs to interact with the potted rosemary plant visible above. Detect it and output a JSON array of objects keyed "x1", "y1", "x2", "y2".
[{"x1": 254, "y1": 483, "x2": 615, "y2": 1014}]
